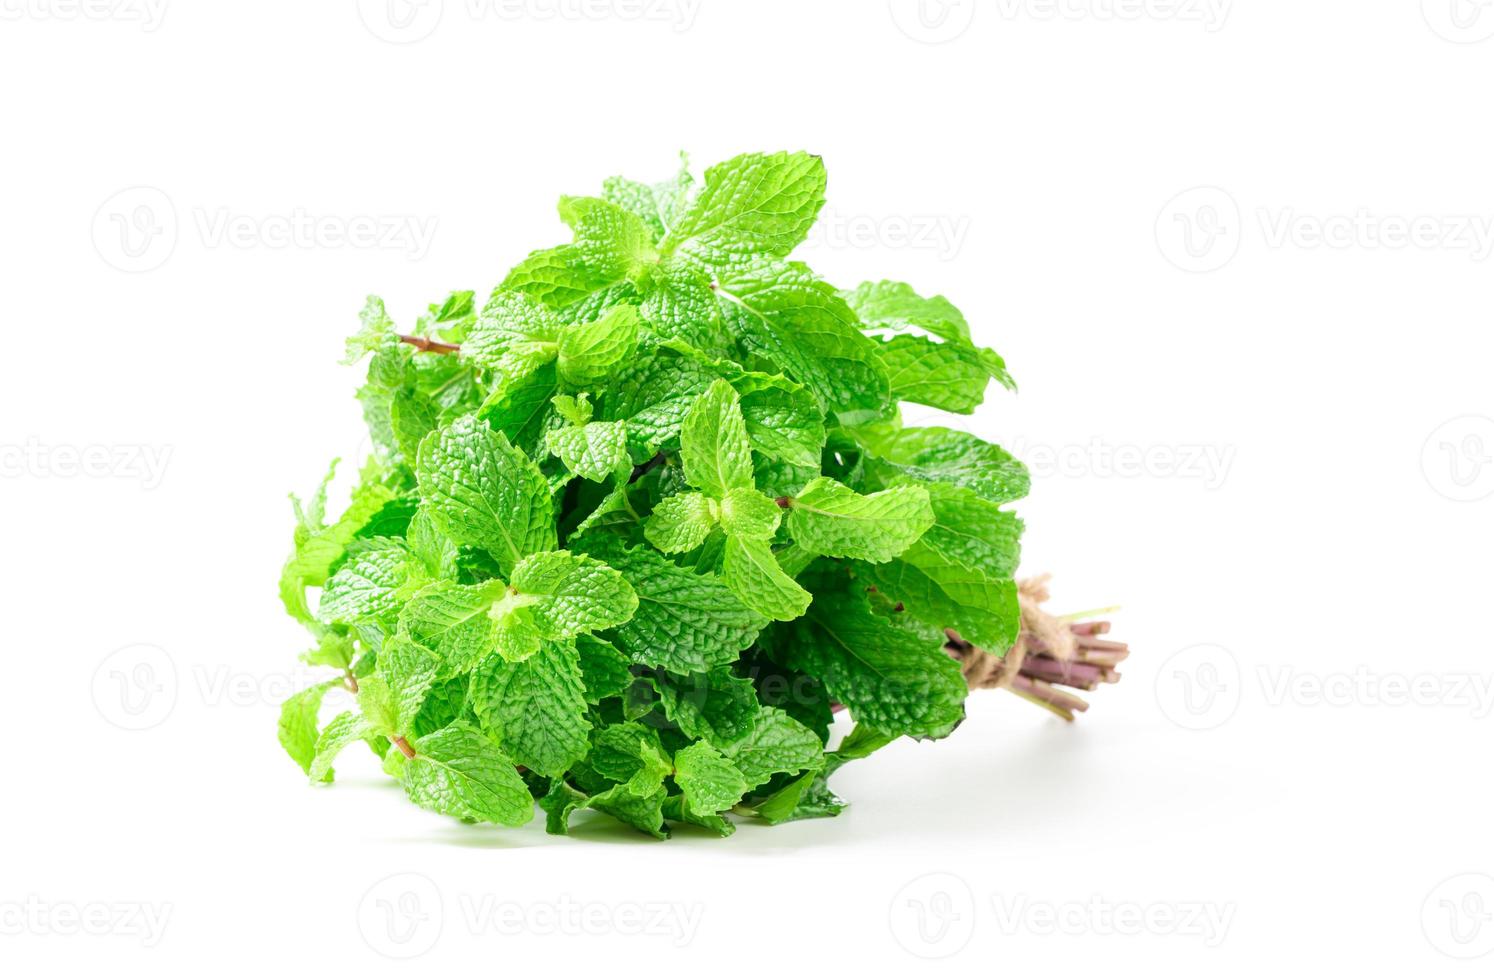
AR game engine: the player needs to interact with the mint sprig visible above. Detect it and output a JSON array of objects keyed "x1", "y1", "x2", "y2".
[{"x1": 277, "y1": 150, "x2": 1029, "y2": 837}]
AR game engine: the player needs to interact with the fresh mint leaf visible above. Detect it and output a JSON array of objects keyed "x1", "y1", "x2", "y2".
[
  {"x1": 643, "y1": 491, "x2": 717, "y2": 554},
  {"x1": 785, "y1": 477, "x2": 934, "y2": 562},
  {"x1": 416, "y1": 414, "x2": 556, "y2": 573},
  {"x1": 722, "y1": 535, "x2": 812, "y2": 622},
  {"x1": 673, "y1": 741, "x2": 749, "y2": 818},
  {"x1": 557, "y1": 305, "x2": 641, "y2": 387},
  {"x1": 396, "y1": 721, "x2": 533, "y2": 826},
  {"x1": 471, "y1": 641, "x2": 590, "y2": 778},
  {"x1": 680, "y1": 379, "x2": 754, "y2": 498},
  {"x1": 661, "y1": 151, "x2": 826, "y2": 266}
]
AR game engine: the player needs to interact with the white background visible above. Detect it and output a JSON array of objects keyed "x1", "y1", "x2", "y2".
[{"x1": 2, "y1": 1, "x2": 1491, "y2": 975}]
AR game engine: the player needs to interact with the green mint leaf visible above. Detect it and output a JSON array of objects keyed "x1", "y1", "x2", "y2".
[
  {"x1": 317, "y1": 546, "x2": 418, "y2": 627},
  {"x1": 716, "y1": 257, "x2": 889, "y2": 417},
  {"x1": 377, "y1": 635, "x2": 439, "y2": 736},
  {"x1": 861, "y1": 426, "x2": 1030, "y2": 505},
  {"x1": 507, "y1": 549, "x2": 639, "y2": 640},
  {"x1": 785, "y1": 477, "x2": 934, "y2": 563},
  {"x1": 779, "y1": 578, "x2": 967, "y2": 740},
  {"x1": 718, "y1": 487, "x2": 781, "y2": 540},
  {"x1": 277, "y1": 679, "x2": 340, "y2": 776},
  {"x1": 602, "y1": 153, "x2": 695, "y2": 242},
  {"x1": 557, "y1": 305, "x2": 641, "y2": 387},
  {"x1": 643, "y1": 491, "x2": 718, "y2": 554},
  {"x1": 576, "y1": 539, "x2": 764, "y2": 674},
  {"x1": 477, "y1": 360, "x2": 559, "y2": 460},
  {"x1": 672, "y1": 741, "x2": 749, "y2": 818},
  {"x1": 503, "y1": 196, "x2": 656, "y2": 312},
  {"x1": 876, "y1": 334, "x2": 1006, "y2": 413},
  {"x1": 280, "y1": 466, "x2": 396, "y2": 625},
  {"x1": 463, "y1": 290, "x2": 561, "y2": 377},
  {"x1": 398, "y1": 580, "x2": 507, "y2": 674},
  {"x1": 471, "y1": 641, "x2": 590, "y2": 778},
  {"x1": 661, "y1": 151, "x2": 825, "y2": 266},
  {"x1": 588, "y1": 722, "x2": 673, "y2": 794},
  {"x1": 416, "y1": 414, "x2": 556, "y2": 573},
  {"x1": 307, "y1": 710, "x2": 375, "y2": 783},
  {"x1": 576, "y1": 635, "x2": 632, "y2": 704},
  {"x1": 841, "y1": 279, "x2": 972, "y2": 344},
  {"x1": 662, "y1": 794, "x2": 736, "y2": 837},
  {"x1": 680, "y1": 378, "x2": 755, "y2": 498},
  {"x1": 396, "y1": 721, "x2": 533, "y2": 826},
  {"x1": 585, "y1": 783, "x2": 670, "y2": 839},
  {"x1": 722, "y1": 706, "x2": 824, "y2": 790},
  {"x1": 653, "y1": 667, "x2": 760, "y2": 744},
  {"x1": 722, "y1": 535, "x2": 813, "y2": 622},
  {"x1": 546, "y1": 419, "x2": 629, "y2": 483},
  {"x1": 859, "y1": 479, "x2": 1023, "y2": 650}
]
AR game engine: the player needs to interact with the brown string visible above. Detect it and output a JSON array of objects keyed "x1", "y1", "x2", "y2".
[{"x1": 945, "y1": 575, "x2": 1128, "y2": 720}]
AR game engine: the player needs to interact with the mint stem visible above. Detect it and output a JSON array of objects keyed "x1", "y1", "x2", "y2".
[{"x1": 397, "y1": 334, "x2": 460, "y2": 355}]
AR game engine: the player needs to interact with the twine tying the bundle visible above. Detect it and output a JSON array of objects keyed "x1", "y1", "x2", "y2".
[{"x1": 944, "y1": 575, "x2": 1128, "y2": 721}]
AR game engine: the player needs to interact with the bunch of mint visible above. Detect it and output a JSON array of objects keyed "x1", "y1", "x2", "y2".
[{"x1": 277, "y1": 151, "x2": 1026, "y2": 838}]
